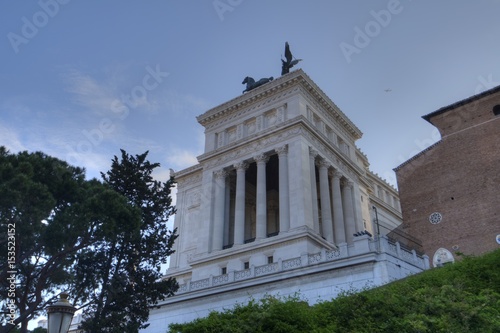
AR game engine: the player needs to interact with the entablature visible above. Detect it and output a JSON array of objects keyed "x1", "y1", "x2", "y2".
[
  {"x1": 188, "y1": 226, "x2": 335, "y2": 267},
  {"x1": 173, "y1": 164, "x2": 203, "y2": 189},
  {"x1": 197, "y1": 70, "x2": 362, "y2": 144},
  {"x1": 197, "y1": 117, "x2": 303, "y2": 168}
]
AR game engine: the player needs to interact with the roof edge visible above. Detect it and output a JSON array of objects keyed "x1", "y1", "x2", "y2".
[
  {"x1": 422, "y1": 84, "x2": 500, "y2": 123},
  {"x1": 196, "y1": 69, "x2": 363, "y2": 140},
  {"x1": 393, "y1": 140, "x2": 442, "y2": 172}
]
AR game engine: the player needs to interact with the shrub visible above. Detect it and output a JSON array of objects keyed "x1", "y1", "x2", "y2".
[{"x1": 168, "y1": 250, "x2": 500, "y2": 333}]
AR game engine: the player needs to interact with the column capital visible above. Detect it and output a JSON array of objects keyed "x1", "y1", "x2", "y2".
[
  {"x1": 254, "y1": 153, "x2": 269, "y2": 164},
  {"x1": 342, "y1": 179, "x2": 354, "y2": 188},
  {"x1": 275, "y1": 144, "x2": 288, "y2": 156},
  {"x1": 233, "y1": 161, "x2": 249, "y2": 171},
  {"x1": 309, "y1": 147, "x2": 318, "y2": 158},
  {"x1": 214, "y1": 169, "x2": 228, "y2": 179},
  {"x1": 331, "y1": 170, "x2": 343, "y2": 179},
  {"x1": 317, "y1": 158, "x2": 330, "y2": 169}
]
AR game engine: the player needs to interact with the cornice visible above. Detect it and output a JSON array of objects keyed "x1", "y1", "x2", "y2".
[
  {"x1": 196, "y1": 70, "x2": 363, "y2": 141},
  {"x1": 369, "y1": 195, "x2": 402, "y2": 219},
  {"x1": 172, "y1": 163, "x2": 202, "y2": 179},
  {"x1": 188, "y1": 226, "x2": 335, "y2": 267},
  {"x1": 198, "y1": 118, "x2": 303, "y2": 170},
  {"x1": 196, "y1": 71, "x2": 303, "y2": 127},
  {"x1": 367, "y1": 170, "x2": 398, "y2": 193},
  {"x1": 194, "y1": 115, "x2": 366, "y2": 183},
  {"x1": 422, "y1": 84, "x2": 500, "y2": 123},
  {"x1": 300, "y1": 119, "x2": 365, "y2": 180},
  {"x1": 202, "y1": 87, "x2": 298, "y2": 132},
  {"x1": 296, "y1": 73, "x2": 363, "y2": 141}
]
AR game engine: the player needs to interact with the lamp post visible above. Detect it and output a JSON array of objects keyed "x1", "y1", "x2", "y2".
[
  {"x1": 47, "y1": 293, "x2": 76, "y2": 333},
  {"x1": 372, "y1": 206, "x2": 381, "y2": 253}
]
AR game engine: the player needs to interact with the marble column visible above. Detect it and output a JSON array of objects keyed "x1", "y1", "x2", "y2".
[
  {"x1": 342, "y1": 180, "x2": 356, "y2": 244},
  {"x1": 352, "y1": 181, "x2": 364, "y2": 233},
  {"x1": 213, "y1": 169, "x2": 227, "y2": 251},
  {"x1": 233, "y1": 161, "x2": 248, "y2": 245},
  {"x1": 331, "y1": 171, "x2": 346, "y2": 244},
  {"x1": 309, "y1": 148, "x2": 320, "y2": 233},
  {"x1": 318, "y1": 159, "x2": 334, "y2": 243},
  {"x1": 223, "y1": 177, "x2": 231, "y2": 246},
  {"x1": 276, "y1": 145, "x2": 290, "y2": 233},
  {"x1": 255, "y1": 153, "x2": 269, "y2": 239}
]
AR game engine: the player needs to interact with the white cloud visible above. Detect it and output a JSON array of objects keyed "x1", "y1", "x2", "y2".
[
  {"x1": 2, "y1": 67, "x2": 211, "y2": 183},
  {"x1": 63, "y1": 69, "x2": 119, "y2": 117},
  {"x1": 158, "y1": 90, "x2": 212, "y2": 118},
  {"x1": 63, "y1": 66, "x2": 178, "y2": 118},
  {"x1": 164, "y1": 148, "x2": 199, "y2": 170},
  {"x1": 0, "y1": 121, "x2": 110, "y2": 179},
  {"x1": 0, "y1": 124, "x2": 27, "y2": 152},
  {"x1": 152, "y1": 168, "x2": 173, "y2": 183},
  {"x1": 64, "y1": 150, "x2": 111, "y2": 179}
]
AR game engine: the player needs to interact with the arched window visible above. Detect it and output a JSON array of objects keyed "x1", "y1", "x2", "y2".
[{"x1": 493, "y1": 105, "x2": 500, "y2": 116}]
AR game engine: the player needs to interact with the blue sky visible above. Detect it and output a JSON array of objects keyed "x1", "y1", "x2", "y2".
[{"x1": 2, "y1": 0, "x2": 500, "y2": 187}]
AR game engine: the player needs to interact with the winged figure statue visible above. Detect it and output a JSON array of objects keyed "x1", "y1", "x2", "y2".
[{"x1": 281, "y1": 42, "x2": 302, "y2": 75}]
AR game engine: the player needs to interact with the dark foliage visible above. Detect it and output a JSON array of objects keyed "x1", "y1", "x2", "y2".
[
  {"x1": 169, "y1": 250, "x2": 500, "y2": 333},
  {"x1": 74, "y1": 150, "x2": 178, "y2": 333},
  {"x1": 0, "y1": 147, "x2": 134, "y2": 333},
  {"x1": 0, "y1": 147, "x2": 177, "y2": 333}
]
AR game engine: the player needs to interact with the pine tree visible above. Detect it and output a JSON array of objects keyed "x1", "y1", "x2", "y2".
[
  {"x1": 74, "y1": 150, "x2": 178, "y2": 333},
  {"x1": 0, "y1": 147, "x2": 137, "y2": 333}
]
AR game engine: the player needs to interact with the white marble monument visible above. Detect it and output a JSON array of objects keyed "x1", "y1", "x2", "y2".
[{"x1": 142, "y1": 70, "x2": 428, "y2": 332}]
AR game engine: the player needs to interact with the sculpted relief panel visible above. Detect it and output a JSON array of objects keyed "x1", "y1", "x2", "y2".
[
  {"x1": 215, "y1": 103, "x2": 287, "y2": 149},
  {"x1": 204, "y1": 126, "x2": 301, "y2": 170}
]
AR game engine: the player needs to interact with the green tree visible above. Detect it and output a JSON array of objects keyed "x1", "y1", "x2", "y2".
[
  {"x1": 0, "y1": 147, "x2": 137, "y2": 333},
  {"x1": 1, "y1": 148, "x2": 178, "y2": 333},
  {"x1": 73, "y1": 150, "x2": 178, "y2": 333}
]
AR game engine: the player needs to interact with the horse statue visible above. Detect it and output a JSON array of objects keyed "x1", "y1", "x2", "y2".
[{"x1": 242, "y1": 76, "x2": 274, "y2": 93}]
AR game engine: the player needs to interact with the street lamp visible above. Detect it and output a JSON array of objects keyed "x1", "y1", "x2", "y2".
[
  {"x1": 47, "y1": 293, "x2": 76, "y2": 333},
  {"x1": 372, "y1": 206, "x2": 381, "y2": 253},
  {"x1": 372, "y1": 206, "x2": 381, "y2": 238}
]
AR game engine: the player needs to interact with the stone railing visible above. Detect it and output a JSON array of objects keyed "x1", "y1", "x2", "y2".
[
  {"x1": 175, "y1": 236, "x2": 428, "y2": 295},
  {"x1": 381, "y1": 237, "x2": 429, "y2": 268}
]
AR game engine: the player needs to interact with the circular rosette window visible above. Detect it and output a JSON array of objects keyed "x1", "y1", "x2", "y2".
[{"x1": 429, "y1": 212, "x2": 442, "y2": 224}]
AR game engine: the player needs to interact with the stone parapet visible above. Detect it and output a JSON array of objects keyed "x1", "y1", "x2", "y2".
[{"x1": 172, "y1": 236, "x2": 428, "y2": 295}]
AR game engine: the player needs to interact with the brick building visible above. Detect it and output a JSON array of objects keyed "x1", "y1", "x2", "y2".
[{"x1": 394, "y1": 85, "x2": 500, "y2": 267}]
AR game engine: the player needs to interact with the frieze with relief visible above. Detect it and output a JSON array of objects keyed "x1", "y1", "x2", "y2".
[
  {"x1": 303, "y1": 127, "x2": 362, "y2": 179},
  {"x1": 202, "y1": 88, "x2": 297, "y2": 130},
  {"x1": 216, "y1": 103, "x2": 288, "y2": 149},
  {"x1": 185, "y1": 190, "x2": 201, "y2": 209},
  {"x1": 298, "y1": 85, "x2": 361, "y2": 140},
  {"x1": 202, "y1": 126, "x2": 301, "y2": 170},
  {"x1": 176, "y1": 172, "x2": 202, "y2": 187}
]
